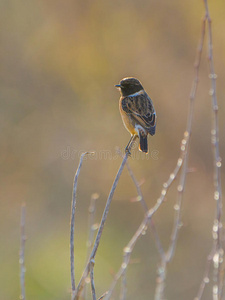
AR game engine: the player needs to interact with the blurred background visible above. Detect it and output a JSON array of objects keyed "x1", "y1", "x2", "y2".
[{"x1": 1, "y1": 0, "x2": 225, "y2": 299}]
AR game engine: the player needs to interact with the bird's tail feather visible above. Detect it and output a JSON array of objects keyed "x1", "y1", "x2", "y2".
[{"x1": 139, "y1": 134, "x2": 148, "y2": 153}]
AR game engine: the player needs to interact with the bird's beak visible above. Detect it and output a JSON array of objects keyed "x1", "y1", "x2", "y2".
[{"x1": 115, "y1": 84, "x2": 121, "y2": 88}]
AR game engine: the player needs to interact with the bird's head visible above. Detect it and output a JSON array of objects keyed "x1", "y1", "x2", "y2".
[{"x1": 115, "y1": 77, "x2": 144, "y2": 97}]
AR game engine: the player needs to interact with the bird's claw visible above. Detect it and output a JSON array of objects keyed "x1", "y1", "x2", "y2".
[{"x1": 125, "y1": 147, "x2": 131, "y2": 156}]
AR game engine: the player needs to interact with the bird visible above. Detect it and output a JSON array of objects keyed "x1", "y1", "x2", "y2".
[{"x1": 115, "y1": 77, "x2": 156, "y2": 154}]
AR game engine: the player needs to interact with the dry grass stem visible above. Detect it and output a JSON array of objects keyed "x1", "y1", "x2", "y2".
[
  {"x1": 82, "y1": 193, "x2": 99, "y2": 299},
  {"x1": 118, "y1": 148, "x2": 165, "y2": 258},
  {"x1": 195, "y1": 1, "x2": 224, "y2": 299},
  {"x1": 86, "y1": 193, "x2": 100, "y2": 259},
  {"x1": 70, "y1": 152, "x2": 92, "y2": 299},
  {"x1": 155, "y1": 6, "x2": 207, "y2": 299},
  {"x1": 97, "y1": 292, "x2": 109, "y2": 300},
  {"x1": 74, "y1": 139, "x2": 137, "y2": 299},
  {"x1": 90, "y1": 259, "x2": 97, "y2": 300}
]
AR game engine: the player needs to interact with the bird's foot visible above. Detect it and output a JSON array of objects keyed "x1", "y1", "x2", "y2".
[{"x1": 125, "y1": 146, "x2": 131, "y2": 156}]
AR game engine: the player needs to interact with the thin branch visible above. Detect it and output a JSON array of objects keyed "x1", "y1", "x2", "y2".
[
  {"x1": 117, "y1": 148, "x2": 165, "y2": 258},
  {"x1": 106, "y1": 214, "x2": 150, "y2": 299},
  {"x1": 70, "y1": 152, "x2": 92, "y2": 299},
  {"x1": 82, "y1": 193, "x2": 99, "y2": 299},
  {"x1": 195, "y1": 250, "x2": 214, "y2": 300},
  {"x1": 105, "y1": 152, "x2": 187, "y2": 300},
  {"x1": 194, "y1": 2, "x2": 224, "y2": 299},
  {"x1": 154, "y1": 11, "x2": 205, "y2": 300},
  {"x1": 165, "y1": 138, "x2": 189, "y2": 262},
  {"x1": 118, "y1": 151, "x2": 165, "y2": 299},
  {"x1": 204, "y1": 0, "x2": 223, "y2": 298},
  {"x1": 19, "y1": 203, "x2": 26, "y2": 300},
  {"x1": 90, "y1": 259, "x2": 97, "y2": 300},
  {"x1": 87, "y1": 194, "x2": 99, "y2": 260},
  {"x1": 119, "y1": 252, "x2": 127, "y2": 300},
  {"x1": 126, "y1": 159, "x2": 165, "y2": 257},
  {"x1": 97, "y1": 291, "x2": 108, "y2": 300},
  {"x1": 106, "y1": 128, "x2": 193, "y2": 299},
  {"x1": 166, "y1": 10, "x2": 206, "y2": 262},
  {"x1": 74, "y1": 138, "x2": 137, "y2": 299}
]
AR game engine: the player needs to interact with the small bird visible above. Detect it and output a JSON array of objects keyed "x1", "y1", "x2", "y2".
[{"x1": 115, "y1": 77, "x2": 156, "y2": 154}]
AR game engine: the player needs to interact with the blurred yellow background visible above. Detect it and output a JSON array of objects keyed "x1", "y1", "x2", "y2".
[{"x1": 1, "y1": 0, "x2": 225, "y2": 299}]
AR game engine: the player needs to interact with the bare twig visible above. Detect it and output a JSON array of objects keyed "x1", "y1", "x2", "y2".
[
  {"x1": 195, "y1": 250, "x2": 214, "y2": 300},
  {"x1": 90, "y1": 259, "x2": 97, "y2": 300},
  {"x1": 106, "y1": 131, "x2": 193, "y2": 299},
  {"x1": 154, "y1": 134, "x2": 193, "y2": 299},
  {"x1": 20, "y1": 203, "x2": 26, "y2": 300},
  {"x1": 117, "y1": 148, "x2": 165, "y2": 258},
  {"x1": 70, "y1": 152, "x2": 92, "y2": 299},
  {"x1": 194, "y1": 2, "x2": 223, "y2": 299},
  {"x1": 126, "y1": 159, "x2": 165, "y2": 257},
  {"x1": 82, "y1": 193, "x2": 99, "y2": 299},
  {"x1": 119, "y1": 153, "x2": 164, "y2": 299},
  {"x1": 154, "y1": 11, "x2": 206, "y2": 300},
  {"x1": 167, "y1": 6, "x2": 206, "y2": 263},
  {"x1": 74, "y1": 138, "x2": 137, "y2": 299},
  {"x1": 204, "y1": 1, "x2": 223, "y2": 298},
  {"x1": 107, "y1": 146, "x2": 192, "y2": 299},
  {"x1": 97, "y1": 291, "x2": 108, "y2": 300},
  {"x1": 106, "y1": 216, "x2": 150, "y2": 299},
  {"x1": 86, "y1": 193, "x2": 99, "y2": 260}
]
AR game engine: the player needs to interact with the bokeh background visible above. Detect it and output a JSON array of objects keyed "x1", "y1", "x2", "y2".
[{"x1": 1, "y1": 0, "x2": 225, "y2": 299}]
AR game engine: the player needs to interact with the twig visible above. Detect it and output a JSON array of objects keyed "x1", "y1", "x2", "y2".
[
  {"x1": 194, "y1": 2, "x2": 224, "y2": 299},
  {"x1": 117, "y1": 148, "x2": 165, "y2": 258},
  {"x1": 120, "y1": 275, "x2": 127, "y2": 300},
  {"x1": 118, "y1": 150, "x2": 165, "y2": 299},
  {"x1": 154, "y1": 133, "x2": 193, "y2": 299},
  {"x1": 82, "y1": 193, "x2": 99, "y2": 299},
  {"x1": 70, "y1": 152, "x2": 92, "y2": 299},
  {"x1": 86, "y1": 194, "x2": 99, "y2": 260},
  {"x1": 166, "y1": 5, "x2": 206, "y2": 262},
  {"x1": 154, "y1": 10, "x2": 205, "y2": 300},
  {"x1": 204, "y1": 0, "x2": 223, "y2": 298},
  {"x1": 107, "y1": 144, "x2": 191, "y2": 299},
  {"x1": 97, "y1": 291, "x2": 108, "y2": 300},
  {"x1": 74, "y1": 138, "x2": 137, "y2": 299},
  {"x1": 90, "y1": 259, "x2": 97, "y2": 300},
  {"x1": 106, "y1": 214, "x2": 151, "y2": 299},
  {"x1": 20, "y1": 203, "x2": 26, "y2": 300},
  {"x1": 124, "y1": 156, "x2": 165, "y2": 259},
  {"x1": 106, "y1": 131, "x2": 192, "y2": 299},
  {"x1": 165, "y1": 136, "x2": 189, "y2": 262},
  {"x1": 194, "y1": 250, "x2": 214, "y2": 300}
]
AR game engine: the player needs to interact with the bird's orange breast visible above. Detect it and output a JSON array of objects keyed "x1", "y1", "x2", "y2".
[{"x1": 119, "y1": 98, "x2": 137, "y2": 135}]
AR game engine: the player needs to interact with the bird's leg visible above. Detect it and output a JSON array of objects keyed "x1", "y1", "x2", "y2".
[
  {"x1": 125, "y1": 137, "x2": 132, "y2": 155},
  {"x1": 125, "y1": 135, "x2": 137, "y2": 155},
  {"x1": 125, "y1": 136, "x2": 133, "y2": 155}
]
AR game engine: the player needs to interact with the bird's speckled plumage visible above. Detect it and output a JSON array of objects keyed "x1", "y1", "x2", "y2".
[{"x1": 116, "y1": 77, "x2": 156, "y2": 153}]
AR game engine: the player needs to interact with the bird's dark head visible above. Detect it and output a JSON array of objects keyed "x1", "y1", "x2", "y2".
[{"x1": 115, "y1": 77, "x2": 144, "y2": 97}]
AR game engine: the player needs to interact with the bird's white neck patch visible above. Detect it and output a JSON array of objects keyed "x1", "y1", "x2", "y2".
[{"x1": 129, "y1": 89, "x2": 144, "y2": 97}]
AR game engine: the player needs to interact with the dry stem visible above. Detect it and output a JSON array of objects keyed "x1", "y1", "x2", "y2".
[
  {"x1": 195, "y1": 1, "x2": 223, "y2": 299},
  {"x1": 73, "y1": 138, "x2": 137, "y2": 299},
  {"x1": 155, "y1": 9, "x2": 206, "y2": 299},
  {"x1": 70, "y1": 152, "x2": 92, "y2": 299}
]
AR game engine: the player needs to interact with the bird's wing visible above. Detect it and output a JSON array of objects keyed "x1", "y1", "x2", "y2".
[{"x1": 121, "y1": 92, "x2": 156, "y2": 135}]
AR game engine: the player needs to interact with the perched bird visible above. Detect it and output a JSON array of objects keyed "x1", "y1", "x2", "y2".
[{"x1": 115, "y1": 77, "x2": 156, "y2": 154}]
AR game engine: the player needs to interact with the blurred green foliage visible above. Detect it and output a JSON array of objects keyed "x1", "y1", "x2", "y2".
[{"x1": 1, "y1": 0, "x2": 225, "y2": 299}]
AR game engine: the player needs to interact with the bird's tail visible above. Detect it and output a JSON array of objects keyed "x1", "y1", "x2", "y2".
[{"x1": 139, "y1": 134, "x2": 148, "y2": 153}]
